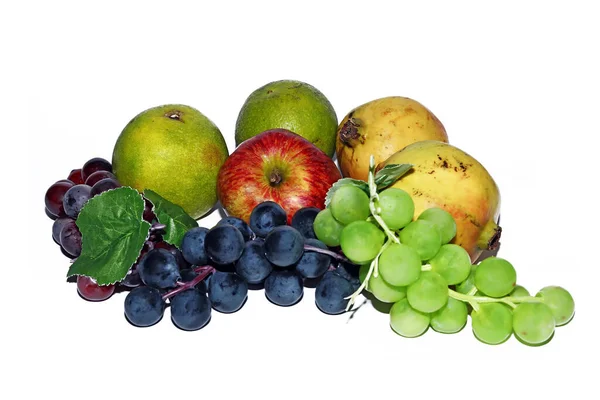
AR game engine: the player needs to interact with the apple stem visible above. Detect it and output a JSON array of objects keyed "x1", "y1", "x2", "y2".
[
  {"x1": 304, "y1": 244, "x2": 355, "y2": 264},
  {"x1": 162, "y1": 266, "x2": 215, "y2": 301},
  {"x1": 269, "y1": 169, "x2": 283, "y2": 186}
]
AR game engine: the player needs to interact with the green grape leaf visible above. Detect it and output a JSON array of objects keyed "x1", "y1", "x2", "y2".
[
  {"x1": 374, "y1": 163, "x2": 413, "y2": 190},
  {"x1": 324, "y1": 178, "x2": 370, "y2": 208},
  {"x1": 143, "y1": 189, "x2": 198, "y2": 248},
  {"x1": 67, "y1": 187, "x2": 151, "y2": 286}
]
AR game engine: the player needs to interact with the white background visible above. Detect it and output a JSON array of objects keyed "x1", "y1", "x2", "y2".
[{"x1": 6, "y1": 0, "x2": 599, "y2": 399}]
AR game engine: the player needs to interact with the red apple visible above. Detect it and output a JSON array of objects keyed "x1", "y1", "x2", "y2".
[{"x1": 217, "y1": 129, "x2": 342, "y2": 224}]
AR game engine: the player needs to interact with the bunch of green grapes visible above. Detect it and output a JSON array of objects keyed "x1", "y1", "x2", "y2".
[{"x1": 314, "y1": 181, "x2": 575, "y2": 346}]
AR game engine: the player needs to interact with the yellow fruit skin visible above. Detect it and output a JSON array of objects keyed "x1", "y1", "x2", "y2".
[
  {"x1": 378, "y1": 141, "x2": 501, "y2": 262},
  {"x1": 336, "y1": 96, "x2": 448, "y2": 182},
  {"x1": 112, "y1": 104, "x2": 229, "y2": 220}
]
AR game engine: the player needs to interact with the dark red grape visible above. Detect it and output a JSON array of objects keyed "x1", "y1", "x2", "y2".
[
  {"x1": 52, "y1": 217, "x2": 74, "y2": 245},
  {"x1": 45, "y1": 181, "x2": 74, "y2": 217},
  {"x1": 143, "y1": 198, "x2": 156, "y2": 222},
  {"x1": 85, "y1": 170, "x2": 117, "y2": 186},
  {"x1": 60, "y1": 219, "x2": 82, "y2": 257},
  {"x1": 63, "y1": 184, "x2": 92, "y2": 218},
  {"x1": 68, "y1": 169, "x2": 85, "y2": 185},
  {"x1": 82, "y1": 157, "x2": 112, "y2": 181},
  {"x1": 91, "y1": 178, "x2": 121, "y2": 196},
  {"x1": 77, "y1": 276, "x2": 115, "y2": 301}
]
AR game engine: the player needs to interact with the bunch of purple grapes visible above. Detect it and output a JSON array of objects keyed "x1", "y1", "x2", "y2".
[
  {"x1": 122, "y1": 201, "x2": 361, "y2": 331},
  {"x1": 46, "y1": 162, "x2": 360, "y2": 331}
]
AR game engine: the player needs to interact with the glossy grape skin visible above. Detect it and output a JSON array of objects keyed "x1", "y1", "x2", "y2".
[
  {"x1": 428, "y1": 244, "x2": 472, "y2": 285},
  {"x1": 62, "y1": 184, "x2": 92, "y2": 218},
  {"x1": 330, "y1": 185, "x2": 371, "y2": 225},
  {"x1": 295, "y1": 238, "x2": 330, "y2": 279},
  {"x1": 376, "y1": 188, "x2": 414, "y2": 230},
  {"x1": 90, "y1": 178, "x2": 121, "y2": 196},
  {"x1": 474, "y1": 257, "x2": 517, "y2": 298},
  {"x1": 59, "y1": 219, "x2": 82, "y2": 257},
  {"x1": 536, "y1": 286, "x2": 575, "y2": 326},
  {"x1": 264, "y1": 270, "x2": 303, "y2": 306},
  {"x1": 52, "y1": 217, "x2": 74, "y2": 245},
  {"x1": 124, "y1": 286, "x2": 165, "y2": 327},
  {"x1": 378, "y1": 243, "x2": 421, "y2": 287},
  {"x1": 291, "y1": 207, "x2": 320, "y2": 239},
  {"x1": 204, "y1": 224, "x2": 245, "y2": 265},
  {"x1": 314, "y1": 270, "x2": 356, "y2": 315},
  {"x1": 85, "y1": 170, "x2": 117, "y2": 187},
  {"x1": 208, "y1": 271, "x2": 248, "y2": 313},
  {"x1": 249, "y1": 201, "x2": 287, "y2": 237},
  {"x1": 390, "y1": 298, "x2": 430, "y2": 338},
  {"x1": 170, "y1": 289, "x2": 212, "y2": 331},
  {"x1": 471, "y1": 303, "x2": 513, "y2": 345},
  {"x1": 154, "y1": 241, "x2": 189, "y2": 269},
  {"x1": 399, "y1": 220, "x2": 442, "y2": 261},
  {"x1": 360, "y1": 264, "x2": 407, "y2": 303},
  {"x1": 82, "y1": 157, "x2": 112, "y2": 181},
  {"x1": 407, "y1": 271, "x2": 449, "y2": 313},
  {"x1": 45, "y1": 180, "x2": 74, "y2": 217},
  {"x1": 181, "y1": 227, "x2": 210, "y2": 265},
  {"x1": 512, "y1": 302, "x2": 555, "y2": 345},
  {"x1": 510, "y1": 285, "x2": 530, "y2": 297},
  {"x1": 417, "y1": 207, "x2": 457, "y2": 244},
  {"x1": 430, "y1": 297, "x2": 468, "y2": 334},
  {"x1": 235, "y1": 240, "x2": 273, "y2": 284},
  {"x1": 68, "y1": 169, "x2": 85, "y2": 184},
  {"x1": 339, "y1": 221, "x2": 385, "y2": 264},
  {"x1": 137, "y1": 248, "x2": 182, "y2": 289},
  {"x1": 76, "y1": 276, "x2": 115, "y2": 301},
  {"x1": 217, "y1": 216, "x2": 255, "y2": 241},
  {"x1": 263, "y1": 226, "x2": 305, "y2": 267},
  {"x1": 313, "y1": 208, "x2": 345, "y2": 247}
]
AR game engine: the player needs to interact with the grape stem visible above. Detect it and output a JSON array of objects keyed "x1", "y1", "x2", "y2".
[
  {"x1": 343, "y1": 235, "x2": 392, "y2": 311},
  {"x1": 448, "y1": 288, "x2": 543, "y2": 311},
  {"x1": 304, "y1": 244, "x2": 354, "y2": 264},
  {"x1": 162, "y1": 266, "x2": 215, "y2": 300},
  {"x1": 343, "y1": 155, "x2": 403, "y2": 311},
  {"x1": 367, "y1": 155, "x2": 400, "y2": 244}
]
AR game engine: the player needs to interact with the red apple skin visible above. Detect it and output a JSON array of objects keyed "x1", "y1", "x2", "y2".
[{"x1": 217, "y1": 129, "x2": 342, "y2": 224}]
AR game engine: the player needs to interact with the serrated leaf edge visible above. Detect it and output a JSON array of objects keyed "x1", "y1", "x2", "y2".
[{"x1": 66, "y1": 186, "x2": 151, "y2": 286}]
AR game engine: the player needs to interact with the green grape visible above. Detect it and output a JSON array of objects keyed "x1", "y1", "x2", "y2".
[
  {"x1": 417, "y1": 207, "x2": 457, "y2": 244},
  {"x1": 512, "y1": 302, "x2": 555, "y2": 345},
  {"x1": 407, "y1": 271, "x2": 449, "y2": 313},
  {"x1": 313, "y1": 209, "x2": 345, "y2": 247},
  {"x1": 536, "y1": 286, "x2": 575, "y2": 326},
  {"x1": 428, "y1": 244, "x2": 471, "y2": 285},
  {"x1": 456, "y1": 264, "x2": 477, "y2": 294},
  {"x1": 399, "y1": 220, "x2": 442, "y2": 260},
  {"x1": 430, "y1": 297, "x2": 468, "y2": 334},
  {"x1": 474, "y1": 256, "x2": 516, "y2": 298},
  {"x1": 340, "y1": 221, "x2": 385, "y2": 264},
  {"x1": 389, "y1": 298, "x2": 430, "y2": 338},
  {"x1": 510, "y1": 285, "x2": 530, "y2": 297},
  {"x1": 376, "y1": 188, "x2": 414, "y2": 230},
  {"x1": 330, "y1": 185, "x2": 370, "y2": 225},
  {"x1": 378, "y1": 243, "x2": 421, "y2": 286},
  {"x1": 471, "y1": 303, "x2": 513, "y2": 345},
  {"x1": 369, "y1": 272, "x2": 407, "y2": 303}
]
